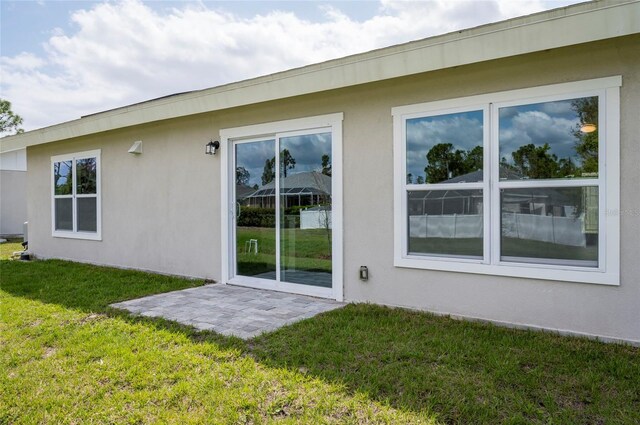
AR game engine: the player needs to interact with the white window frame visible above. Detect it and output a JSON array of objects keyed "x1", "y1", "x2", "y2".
[
  {"x1": 393, "y1": 77, "x2": 620, "y2": 285},
  {"x1": 51, "y1": 149, "x2": 102, "y2": 240}
]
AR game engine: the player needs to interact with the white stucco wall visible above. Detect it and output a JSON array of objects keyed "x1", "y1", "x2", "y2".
[{"x1": 26, "y1": 35, "x2": 640, "y2": 343}]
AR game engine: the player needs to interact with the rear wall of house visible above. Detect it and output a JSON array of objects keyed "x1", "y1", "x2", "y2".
[{"x1": 27, "y1": 34, "x2": 640, "y2": 343}]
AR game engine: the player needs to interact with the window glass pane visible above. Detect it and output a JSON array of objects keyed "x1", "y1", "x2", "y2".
[
  {"x1": 279, "y1": 132, "x2": 333, "y2": 288},
  {"x1": 53, "y1": 161, "x2": 73, "y2": 195},
  {"x1": 77, "y1": 197, "x2": 97, "y2": 232},
  {"x1": 54, "y1": 198, "x2": 73, "y2": 231},
  {"x1": 235, "y1": 139, "x2": 277, "y2": 279},
  {"x1": 501, "y1": 187, "x2": 598, "y2": 267},
  {"x1": 408, "y1": 189, "x2": 483, "y2": 258},
  {"x1": 76, "y1": 158, "x2": 97, "y2": 194},
  {"x1": 499, "y1": 96, "x2": 598, "y2": 180},
  {"x1": 406, "y1": 111, "x2": 483, "y2": 184}
]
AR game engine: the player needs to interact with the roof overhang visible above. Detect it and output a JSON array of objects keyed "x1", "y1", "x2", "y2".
[{"x1": 2, "y1": 0, "x2": 639, "y2": 153}]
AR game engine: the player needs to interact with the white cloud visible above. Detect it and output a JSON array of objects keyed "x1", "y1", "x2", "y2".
[
  {"x1": 499, "y1": 109, "x2": 579, "y2": 161},
  {"x1": 1, "y1": 0, "x2": 580, "y2": 131}
]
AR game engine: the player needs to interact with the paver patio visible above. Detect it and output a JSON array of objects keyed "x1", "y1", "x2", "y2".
[{"x1": 110, "y1": 284, "x2": 345, "y2": 339}]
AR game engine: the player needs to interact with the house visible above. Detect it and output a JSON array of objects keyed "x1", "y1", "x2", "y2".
[
  {"x1": 244, "y1": 171, "x2": 331, "y2": 208},
  {"x1": 1, "y1": 0, "x2": 639, "y2": 344}
]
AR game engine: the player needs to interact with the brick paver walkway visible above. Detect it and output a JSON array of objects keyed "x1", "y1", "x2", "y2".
[{"x1": 111, "y1": 284, "x2": 345, "y2": 339}]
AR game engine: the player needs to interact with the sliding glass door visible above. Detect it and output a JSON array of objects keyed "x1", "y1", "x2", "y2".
[{"x1": 232, "y1": 129, "x2": 333, "y2": 294}]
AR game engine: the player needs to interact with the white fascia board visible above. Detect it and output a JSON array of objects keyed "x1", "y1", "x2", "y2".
[{"x1": 2, "y1": 0, "x2": 638, "y2": 153}]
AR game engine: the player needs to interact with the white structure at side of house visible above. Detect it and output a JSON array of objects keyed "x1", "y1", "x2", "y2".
[{"x1": 0, "y1": 148, "x2": 27, "y2": 237}]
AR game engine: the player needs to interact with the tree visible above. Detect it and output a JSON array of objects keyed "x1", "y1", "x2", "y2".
[
  {"x1": 406, "y1": 173, "x2": 413, "y2": 184},
  {"x1": 558, "y1": 157, "x2": 577, "y2": 177},
  {"x1": 571, "y1": 97, "x2": 599, "y2": 174},
  {"x1": 261, "y1": 157, "x2": 275, "y2": 185},
  {"x1": 0, "y1": 99, "x2": 24, "y2": 136},
  {"x1": 464, "y1": 146, "x2": 483, "y2": 172},
  {"x1": 280, "y1": 149, "x2": 296, "y2": 178},
  {"x1": 236, "y1": 166, "x2": 250, "y2": 186},
  {"x1": 261, "y1": 150, "x2": 297, "y2": 184},
  {"x1": 424, "y1": 143, "x2": 482, "y2": 183},
  {"x1": 53, "y1": 162, "x2": 73, "y2": 195},
  {"x1": 511, "y1": 143, "x2": 560, "y2": 179},
  {"x1": 415, "y1": 176, "x2": 424, "y2": 184},
  {"x1": 321, "y1": 154, "x2": 332, "y2": 176}
]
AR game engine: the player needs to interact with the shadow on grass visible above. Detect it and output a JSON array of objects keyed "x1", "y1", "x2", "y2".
[{"x1": 2, "y1": 259, "x2": 639, "y2": 424}]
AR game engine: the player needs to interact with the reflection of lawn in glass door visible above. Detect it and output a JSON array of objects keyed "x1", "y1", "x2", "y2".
[{"x1": 236, "y1": 226, "x2": 331, "y2": 281}]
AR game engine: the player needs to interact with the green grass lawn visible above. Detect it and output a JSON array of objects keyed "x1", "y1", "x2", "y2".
[
  {"x1": 2, "y1": 259, "x2": 639, "y2": 424},
  {"x1": 237, "y1": 226, "x2": 332, "y2": 276},
  {"x1": 0, "y1": 238, "x2": 24, "y2": 260}
]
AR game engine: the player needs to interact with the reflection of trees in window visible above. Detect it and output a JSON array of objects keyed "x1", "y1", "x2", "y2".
[
  {"x1": 501, "y1": 144, "x2": 580, "y2": 180},
  {"x1": 53, "y1": 161, "x2": 73, "y2": 195},
  {"x1": 422, "y1": 143, "x2": 483, "y2": 183},
  {"x1": 511, "y1": 143, "x2": 561, "y2": 179},
  {"x1": 406, "y1": 173, "x2": 413, "y2": 184},
  {"x1": 572, "y1": 97, "x2": 599, "y2": 173},
  {"x1": 321, "y1": 154, "x2": 331, "y2": 176},
  {"x1": 261, "y1": 149, "x2": 297, "y2": 185},
  {"x1": 499, "y1": 96, "x2": 599, "y2": 180},
  {"x1": 236, "y1": 166, "x2": 250, "y2": 186},
  {"x1": 280, "y1": 149, "x2": 296, "y2": 177},
  {"x1": 262, "y1": 158, "x2": 275, "y2": 185},
  {"x1": 76, "y1": 158, "x2": 97, "y2": 194}
]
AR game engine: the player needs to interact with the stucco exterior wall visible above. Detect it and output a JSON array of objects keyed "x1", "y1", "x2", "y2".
[
  {"x1": 27, "y1": 35, "x2": 640, "y2": 343},
  {"x1": 1, "y1": 170, "x2": 27, "y2": 236}
]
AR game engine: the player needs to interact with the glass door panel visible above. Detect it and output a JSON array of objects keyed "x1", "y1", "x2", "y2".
[
  {"x1": 279, "y1": 132, "x2": 332, "y2": 288},
  {"x1": 235, "y1": 139, "x2": 276, "y2": 280}
]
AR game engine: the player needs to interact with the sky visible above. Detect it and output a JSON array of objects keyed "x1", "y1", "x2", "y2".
[{"x1": 1, "y1": 0, "x2": 585, "y2": 132}]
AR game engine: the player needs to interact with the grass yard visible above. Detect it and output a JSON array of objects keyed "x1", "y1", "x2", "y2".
[
  {"x1": 236, "y1": 226, "x2": 332, "y2": 276},
  {"x1": 2, "y1": 259, "x2": 639, "y2": 424},
  {"x1": 0, "y1": 238, "x2": 24, "y2": 260}
]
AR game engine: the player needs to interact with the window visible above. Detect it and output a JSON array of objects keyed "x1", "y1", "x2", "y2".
[
  {"x1": 393, "y1": 77, "x2": 620, "y2": 285},
  {"x1": 51, "y1": 150, "x2": 101, "y2": 240}
]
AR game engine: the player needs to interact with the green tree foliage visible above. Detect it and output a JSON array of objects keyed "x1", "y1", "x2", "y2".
[
  {"x1": 236, "y1": 166, "x2": 250, "y2": 186},
  {"x1": 261, "y1": 149, "x2": 297, "y2": 185},
  {"x1": 571, "y1": 97, "x2": 599, "y2": 173},
  {"x1": 261, "y1": 158, "x2": 275, "y2": 185},
  {"x1": 511, "y1": 143, "x2": 562, "y2": 179},
  {"x1": 53, "y1": 162, "x2": 73, "y2": 195},
  {"x1": 280, "y1": 149, "x2": 296, "y2": 178},
  {"x1": 464, "y1": 145, "x2": 483, "y2": 173},
  {"x1": 321, "y1": 154, "x2": 332, "y2": 176},
  {"x1": 0, "y1": 99, "x2": 24, "y2": 136},
  {"x1": 406, "y1": 173, "x2": 413, "y2": 184},
  {"x1": 424, "y1": 143, "x2": 483, "y2": 183}
]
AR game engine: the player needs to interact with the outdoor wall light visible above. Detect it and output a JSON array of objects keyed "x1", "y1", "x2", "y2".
[
  {"x1": 359, "y1": 266, "x2": 369, "y2": 281},
  {"x1": 205, "y1": 140, "x2": 220, "y2": 155},
  {"x1": 580, "y1": 123, "x2": 597, "y2": 133}
]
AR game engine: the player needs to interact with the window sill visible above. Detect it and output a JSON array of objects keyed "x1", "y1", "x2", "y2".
[
  {"x1": 52, "y1": 231, "x2": 102, "y2": 241},
  {"x1": 394, "y1": 256, "x2": 619, "y2": 286}
]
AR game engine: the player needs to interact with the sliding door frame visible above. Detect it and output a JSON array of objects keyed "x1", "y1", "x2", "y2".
[{"x1": 220, "y1": 113, "x2": 344, "y2": 301}]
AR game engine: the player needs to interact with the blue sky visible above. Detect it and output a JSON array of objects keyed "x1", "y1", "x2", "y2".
[{"x1": 1, "y1": 0, "x2": 584, "y2": 132}]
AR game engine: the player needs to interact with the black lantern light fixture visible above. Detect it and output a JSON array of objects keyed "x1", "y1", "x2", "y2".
[{"x1": 205, "y1": 140, "x2": 220, "y2": 155}]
